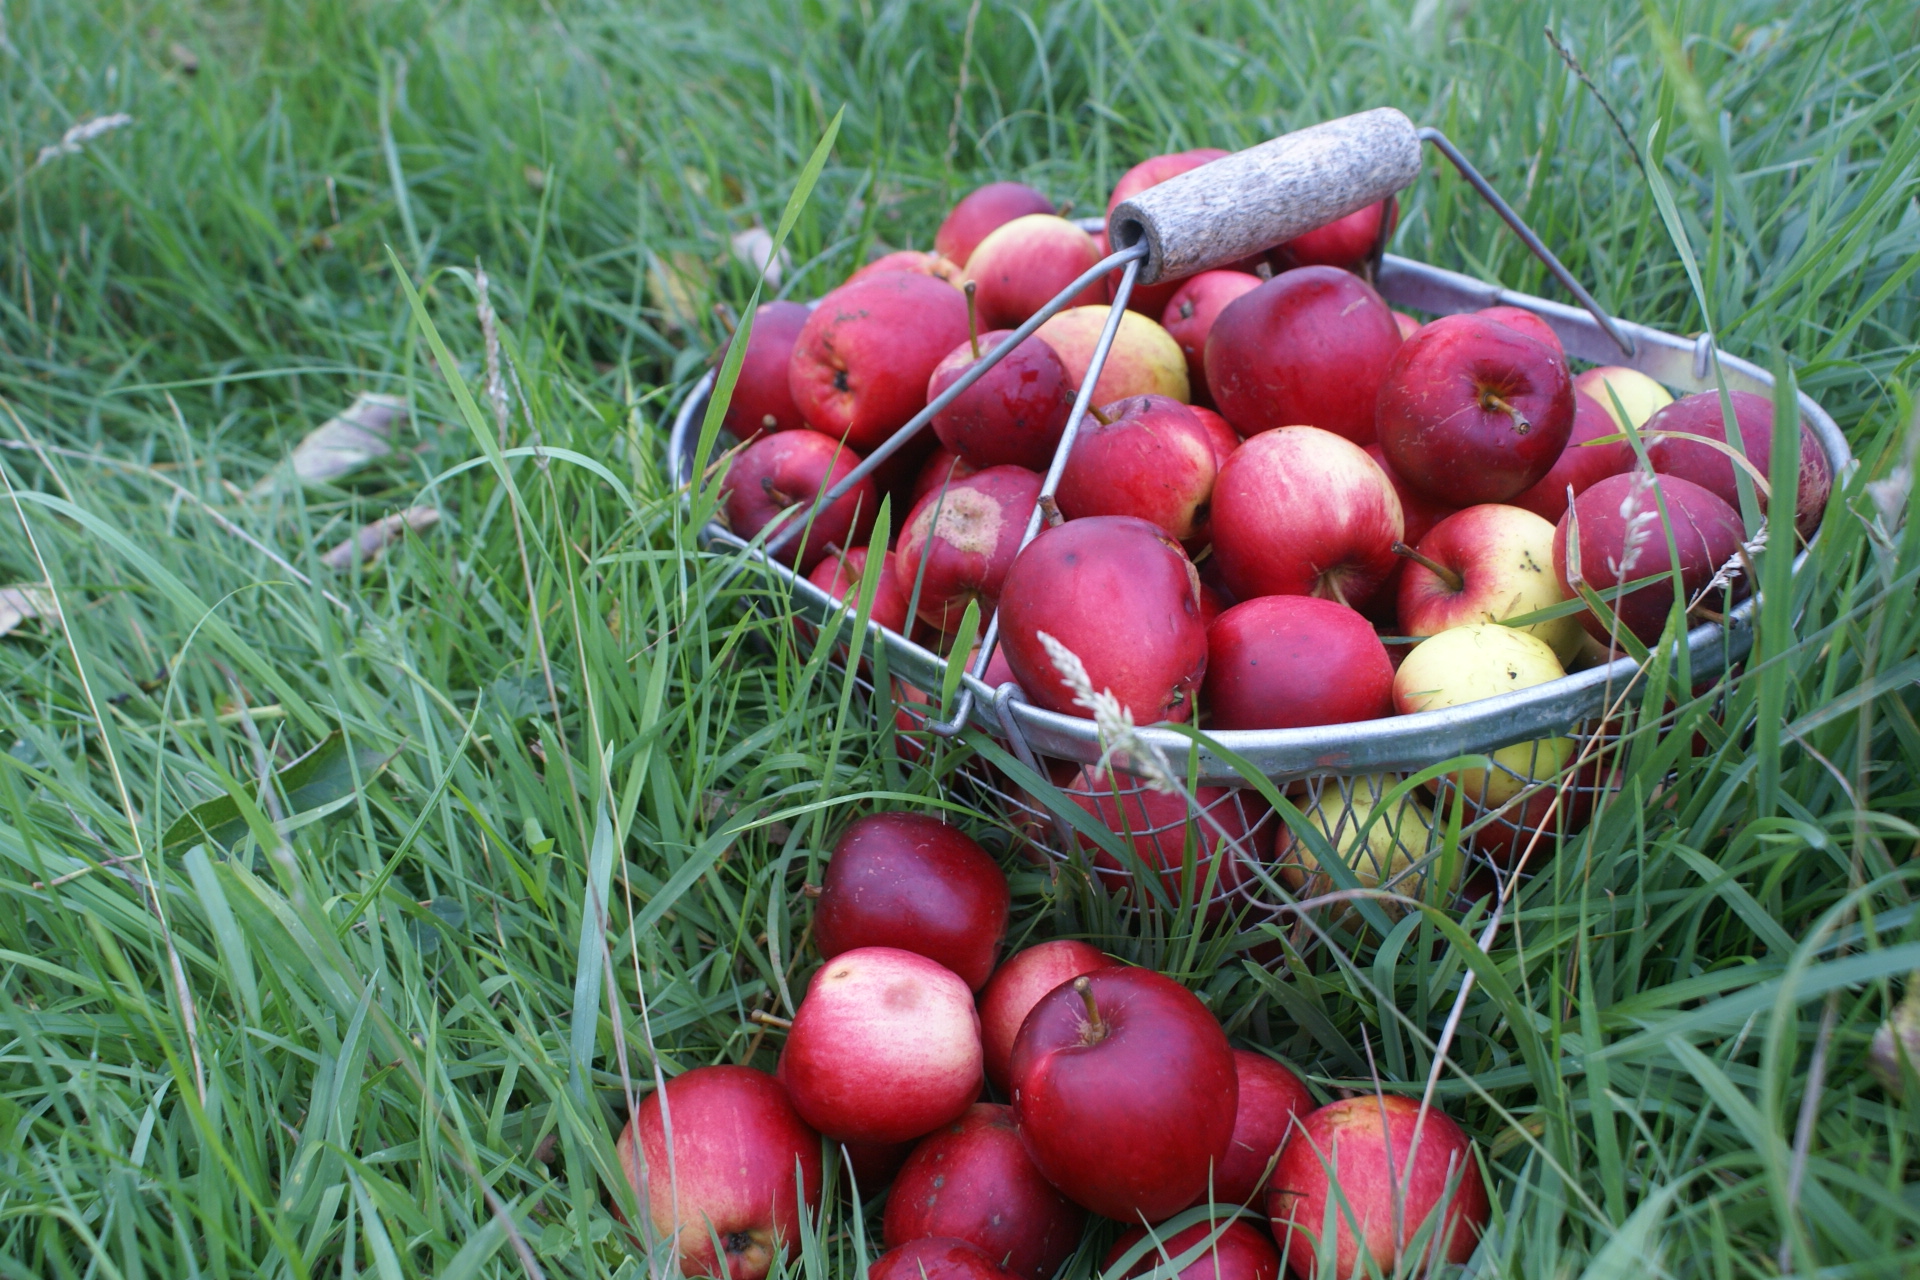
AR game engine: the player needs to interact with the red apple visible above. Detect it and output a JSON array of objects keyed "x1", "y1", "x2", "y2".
[
  {"x1": 884, "y1": 1103, "x2": 1086, "y2": 1280},
  {"x1": 870, "y1": 1238, "x2": 1021, "y2": 1280},
  {"x1": 1643, "y1": 389, "x2": 1831, "y2": 538},
  {"x1": 850, "y1": 250, "x2": 965, "y2": 288},
  {"x1": 997, "y1": 516, "x2": 1208, "y2": 724},
  {"x1": 976, "y1": 940, "x2": 1110, "y2": 1094},
  {"x1": 1553, "y1": 471, "x2": 1746, "y2": 646},
  {"x1": 723, "y1": 301, "x2": 813, "y2": 440},
  {"x1": 1057, "y1": 394, "x2": 1218, "y2": 540},
  {"x1": 1376, "y1": 313, "x2": 1576, "y2": 505},
  {"x1": 616, "y1": 1066, "x2": 823, "y2": 1280},
  {"x1": 1202, "y1": 595, "x2": 1393, "y2": 731},
  {"x1": 927, "y1": 331, "x2": 1074, "y2": 471},
  {"x1": 1209, "y1": 427, "x2": 1404, "y2": 605},
  {"x1": 1066, "y1": 763, "x2": 1269, "y2": 908},
  {"x1": 1010, "y1": 966, "x2": 1238, "y2": 1222},
  {"x1": 1272, "y1": 197, "x2": 1397, "y2": 273},
  {"x1": 790, "y1": 272, "x2": 972, "y2": 452},
  {"x1": 1209, "y1": 1050, "x2": 1315, "y2": 1209},
  {"x1": 1205, "y1": 267, "x2": 1403, "y2": 443},
  {"x1": 895, "y1": 465, "x2": 1042, "y2": 632},
  {"x1": 963, "y1": 215, "x2": 1105, "y2": 330},
  {"x1": 1508, "y1": 390, "x2": 1636, "y2": 522},
  {"x1": 1197, "y1": 582, "x2": 1228, "y2": 628},
  {"x1": 1191, "y1": 405, "x2": 1242, "y2": 462},
  {"x1": 1105, "y1": 1219, "x2": 1281, "y2": 1280},
  {"x1": 1392, "y1": 311, "x2": 1421, "y2": 339},
  {"x1": 1361, "y1": 443, "x2": 1457, "y2": 621},
  {"x1": 722, "y1": 429, "x2": 878, "y2": 573},
  {"x1": 780, "y1": 946, "x2": 983, "y2": 1144},
  {"x1": 837, "y1": 1138, "x2": 914, "y2": 1194},
  {"x1": 937, "y1": 182, "x2": 1056, "y2": 268},
  {"x1": 1107, "y1": 148, "x2": 1234, "y2": 316},
  {"x1": 1035, "y1": 305, "x2": 1190, "y2": 405},
  {"x1": 1395, "y1": 504, "x2": 1582, "y2": 664},
  {"x1": 814, "y1": 813, "x2": 1011, "y2": 990},
  {"x1": 809, "y1": 547, "x2": 912, "y2": 635},
  {"x1": 1477, "y1": 304, "x2": 1562, "y2": 355},
  {"x1": 914, "y1": 446, "x2": 981, "y2": 507},
  {"x1": 1268, "y1": 1095, "x2": 1489, "y2": 1276},
  {"x1": 1161, "y1": 271, "x2": 1263, "y2": 397}
]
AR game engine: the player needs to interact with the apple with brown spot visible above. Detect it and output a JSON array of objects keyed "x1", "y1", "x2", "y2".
[{"x1": 894, "y1": 465, "x2": 1041, "y2": 632}]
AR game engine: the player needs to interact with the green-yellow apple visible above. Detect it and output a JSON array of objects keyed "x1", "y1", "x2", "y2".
[
  {"x1": 1392, "y1": 624, "x2": 1572, "y2": 806},
  {"x1": 1035, "y1": 305, "x2": 1190, "y2": 405}
]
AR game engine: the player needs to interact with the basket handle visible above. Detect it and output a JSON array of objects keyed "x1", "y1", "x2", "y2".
[{"x1": 1108, "y1": 107, "x2": 1422, "y2": 285}]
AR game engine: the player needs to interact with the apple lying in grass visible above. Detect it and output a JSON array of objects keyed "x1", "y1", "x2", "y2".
[
  {"x1": 1203, "y1": 595, "x2": 1394, "y2": 731},
  {"x1": 1574, "y1": 365, "x2": 1672, "y2": 429},
  {"x1": 928, "y1": 330, "x2": 1074, "y2": 471},
  {"x1": 1056, "y1": 395, "x2": 1217, "y2": 540},
  {"x1": 1105, "y1": 1218, "x2": 1281, "y2": 1280},
  {"x1": 1208, "y1": 426, "x2": 1404, "y2": 606},
  {"x1": 780, "y1": 946, "x2": 982, "y2": 1144},
  {"x1": 1393, "y1": 624, "x2": 1573, "y2": 807},
  {"x1": 894, "y1": 465, "x2": 1041, "y2": 632},
  {"x1": 998, "y1": 515, "x2": 1208, "y2": 724},
  {"x1": 1011, "y1": 967, "x2": 1237, "y2": 1221},
  {"x1": 723, "y1": 301, "x2": 814, "y2": 440},
  {"x1": 884, "y1": 1104, "x2": 1086, "y2": 1280},
  {"x1": 1395, "y1": 504, "x2": 1582, "y2": 664},
  {"x1": 790, "y1": 272, "x2": 972, "y2": 452},
  {"x1": 616, "y1": 1065, "x2": 822, "y2": 1280},
  {"x1": 1273, "y1": 196, "x2": 1396, "y2": 273},
  {"x1": 1268, "y1": 1095, "x2": 1489, "y2": 1277},
  {"x1": 1272, "y1": 775, "x2": 1446, "y2": 916},
  {"x1": 976, "y1": 940, "x2": 1110, "y2": 1094},
  {"x1": 1210, "y1": 1049, "x2": 1315, "y2": 1209},
  {"x1": 1643, "y1": 389, "x2": 1831, "y2": 538},
  {"x1": 1161, "y1": 271, "x2": 1262, "y2": 398},
  {"x1": 808, "y1": 547, "x2": 912, "y2": 636},
  {"x1": 1477, "y1": 303, "x2": 1562, "y2": 354},
  {"x1": 1036, "y1": 305, "x2": 1191, "y2": 405},
  {"x1": 814, "y1": 813, "x2": 1010, "y2": 990},
  {"x1": 1508, "y1": 390, "x2": 1636, "y2": 523},
  {"x1": 964, "y1": 215, "x2": 1106, "y2": 329},
  {"x1": 850, "y1": 250, "x2": 964, "y2": 288},
  {"x1": 870, "y1": 1237, "x2": 1022, "y2": 1280},
  {"x1": 1065, "y1": 763, "x2": 1267, "y2": 909},
  {"x1": 1553, "y1": 471, "x2": 1747, "y2": 646},
  {"x1": 937, "y1": 182, "x2": 1056, "y2": 268},
  {"x1": 722, "y1": 429, "x2": 878, "y2": 573},
  {"x1": 1377, "y1": 313, "x2": 1575, "y2": 506},
  {"x1": 1204, "y1": 266, "x2": 1403, "y2": 443}
]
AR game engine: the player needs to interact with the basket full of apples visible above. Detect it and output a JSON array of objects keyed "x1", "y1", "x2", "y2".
[{"x1": 670, "y1": 109, "x2": 1851, "y2": 909}]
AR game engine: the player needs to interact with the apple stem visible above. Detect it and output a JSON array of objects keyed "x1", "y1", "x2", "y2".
[
  {"x1": 1073, "y1": 976, "x2": 1109, "y2": 1044},
  {"x1": 1480, "y1": 390, "x2": 1532, "y2": 435},
  {"x1": 1088, "y1": 403, "x2": 1113, "y2": 426},
  {"x1": 1392, "y1": 541, "x2": 1464, "y2": 593},
  {"x1": 749, "y1": 1010, "x2": 793, "y2": 1030},
  {"x1": 964, "y1": 281, "x2": 982, "y2": 359}
]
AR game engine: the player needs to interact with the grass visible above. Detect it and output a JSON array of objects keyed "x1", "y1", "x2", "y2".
[{"x1": 0, "y1": 0, "x2": 1917, "y2": 1275}]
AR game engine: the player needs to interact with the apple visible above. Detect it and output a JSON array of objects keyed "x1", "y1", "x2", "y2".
[
  {"x1": 723, "y1": 301, "x2": 814, "y2": 440},
  {"x1": 1643, "y1": 389, "x2": 1831, "y2": 537},
  {"x1": 976, "y1": 940, "x2": 1110, "y2": 1094},
  {"x1": 914, "y1": 446, "x2": 981, "y2": 507},
  {"x1": 1065, "y1": 763, "x2": 1269, "y2": 909},
  {"x1": 850, "y1": 250, "x2": 965, "y2": 288},
  {"x1": 1161, "y1": 271, "x2": 1263, "y2": 398},
  {"x1": 1209, "y1": 426, "x2": 1404, "y2": 605},
  {"x1": 1056, "y1": 395, "x2": 1218, "y2": 540},
  {"x1": 1035, "y1": 305, "x2": 1191, "y2": 405},
  {"x1": 998, "y1": 515, "x2": 1208, "y2": 724},
  {"x1": 790, "y1": 272, "x2": 972, "y2": 452},
  {"x1": 722, "y1": 429, "x2": 878, "y2": 573},
  {"x1": 1272, "y1": 775, "x2": 1448, "y2": 915},
  {"x1": 1392, "y1": 311, "x2": 1422, "y2": 339},
  {"x1": 1105, "y1": 1219, "x2": 1281, "y2": 1280},
  {"x1": 808, "y1": 547, "x2": 912, "y2": 636},
  {"x1": 1477, "y1": 303, "x2": 1562, "y2": 354},
  {"x1": 1361, "y1": 442, "x2": 1457, "y2": 621},
  {"x1": 1395, "y1": 504, "x2": 1582, "y2": 663},
  {"x1": 1191, "y1": 405, "x2": 1242, "y2": 461},
  {"x1": 1268, "y1": 1095, "x2": 1489, "y2": 1276},
  {"x1": 1210, "y1": 1050, "x2": 1316, "y2": 1209},
  {"x1": 1204, "y1": 266, "x2": 1403, "y2": 443},
  {"x1": 1458, "y1": 764, "x2": 1618, "y2": 869},
  {"x1": 964, "y1": 215, "x2": 1106, "y2": 330},
  {"x1": 814, "y1": 813, "x2": 1011, "y2": 990},
  {"x1": 884, "y1": 1103, "x2": 1086, "y2": 1280},
  {"x1": 616, "y1": 1065, "x2": 823, "y2": 1280},
  {"x1": 1508, "y1": 390, "x2": 1636, "y2": 523},
  {"x1": 1392, "y1": 624, "x2": 1573, "y2": 806},
  {"x1": 928, "y1": 330, "x2": 1074, "y2": 471},
  {"x1": 1202, "y1": 595, "x2": 1393, "y2": 731},
  {"x1": 1107, "y1": 148, "x2": 1234, "y2": 316},
  {"x1": 870, "y1": 1238, "x2": 1022, "y2": 1280},
  {"x1": 937, "y1": 182, "x2": 1056, "y2": 268},
  {"x1": 1574, "y1": 365, "x2": 1672, "y2": 429},
  {"x1": 1010, "y1": 967, "x2": 1238, "y2": 1221},
  {"x1": 1377, "y1": 313, "x2": 1576, "y2": 505},
  {"x1": 895, "y1": 465, "x2": 1042, "y2": 632},
  {"x1": 1553, "y1": 470, "x2": 1747, "y2": 646},
  {"x1": 837, "y1": 1137, "x2": 914, "y2": 1194},
  {"x1": 1272, "y1": 196, "x2": 1397, "y2": 273},
  {"x1": 780, "y1": 946, "x2": 983, "y2": 1143}
]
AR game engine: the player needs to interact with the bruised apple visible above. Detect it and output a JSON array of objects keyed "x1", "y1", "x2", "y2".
[{"x1": 895, "y1": 465, "x2": 1042, "y2": 632}]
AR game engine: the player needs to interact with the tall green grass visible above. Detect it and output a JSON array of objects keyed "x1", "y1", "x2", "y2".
[{"x1": 0, "y1": 0, "x2": 1916, "y2": 1276}]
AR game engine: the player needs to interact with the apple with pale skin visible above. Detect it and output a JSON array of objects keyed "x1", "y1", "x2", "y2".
[
  {"x1": 963, "y1": 215, "x2": 1106, "y2": 330},
  {"x1": 808, "y1": 547, "x2": 911, "y2": 636},
  {"x1": 1393, "y1": 311, "x2": 1422, "y2": 339},
  {"x1": 790, "y1": 272, "x2": 972, "y2": 452},
  {"x1": 723, "y1": 301, "x2": 814, "y2": 440},
  {"x1": 1477, "y1": 304, "x2": 1562, "y2": 354},
  {"x1": 1272, "y1": 196, "x2": 1397, "y2": 273},
  {"x1": 1394, "y1": 504, "x2": 1583, "y2": 664},
  {"x1": 1035, "y1": 305, "x2": 1190, "y2": 405},
  {"x1": 1207, "y1": 1050, "x2": 1316, "y2": 1209},
  {"x1": 928, "y1": 329, "x2": 1074, "y2": 471},
  {"x1": 1161, "y1": 271, "x2": 1263, "y2": 397},
  {"x1": 1273, "y1": 775, "x2": 1448, "y2": 917},
  {"x1": 722, "y1": 429, "x2": 877, "y2": 573},
  {"x1": 976, "y1": 940, "x2": 1110, "y2": 1094},
  {"x1": 1644, "y1": 389, "x2": 1831, "y2": 538},
  {"x1": 1203, "y1": 595, "x2": 1394, "y2": 731},
  {"x1": 616, "y1": 1065, "x2": 823, "y2": 1280},
  {"x1": 1392, "y1": 624, "x2": 1573, "y2": 807},
  {"x1": 894, "y1": 465, "x2": 1042, "y2": 632},
  {"x1": 850, "y1": 250, "x2": 964, "y2": 288},
  {"x1": 1105, "y1": 1219, "x2": 1280, "y2": 1280},
  {"x1": 1574, "y1": 366, "x2": 1672, "y2": 429},
  {"x1": 1508, "y1": 390, "x2": 1636, "y2": 523},
  {"x1": 1056, "y1": 394, "x2": 1217, "y2": 540},
  {"x1": 937, "y1": 182, "x2": 1056, "y2": 268}
]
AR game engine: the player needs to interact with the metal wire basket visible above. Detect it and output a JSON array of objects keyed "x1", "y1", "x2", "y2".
[{"x1": 668, "y1": 110, "x2": 1852, "y2": 914}]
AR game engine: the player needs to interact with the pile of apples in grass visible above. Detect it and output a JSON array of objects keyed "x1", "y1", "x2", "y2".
[
  {"x1": 718, "y1": 149, "x2": 1834, "y2": 880},
  {"x1": 619, "y1": 813, "x2": 1489, "y2": 1280}
]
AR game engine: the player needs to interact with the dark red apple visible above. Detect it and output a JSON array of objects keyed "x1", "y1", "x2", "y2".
[
  {"x1": 1268, "y1": 1095, "x2": 1489, "y2": 1277},
  {"x1": 722, "y1": 429, "x2": 878, "y2": 573},
  {"x1": 1107, "y1": 148, "x2": 1233, "y2": 316},
  {"x1": 837, "y1": 1137, "x2": 914, "y2": 1194},
  {"x1": 894, "y1": 465, "x2": 1042, "y2": 632},
  {"x1": 1202, "y1": 595, "x2": 1393, "y2": 731},
  {"x1": 616, "y1": 1065, "x2": 823, "y2": 1280},
  {"x1": 1376, "y1": 313, "x2": 1576, "y2": 505},
  {"x1": 850, "y1": 250, "x2": 965, "y2": 288},
  {"x1": 781, "y1": 946, "x2": 983, "y2": 1144},
  {"x1": 937, "y1": 182, "x2": 1056, "y2": 268},
  {"x1": 928, "y1": 331, "x2": 1074, "y2": 471},
  {"x1": 1272, "y1": 196, "x2": 1397, "y2": 273},
  {"x1": 1197, "y1": 582, "x2": 1228, "y2": 628},
  {"x1": 723, "y1": 301, "x2": 813, "y2": 440},
  {"x1": 1553, "y1": 471, "x2": 1745, "y2": 646},
  {"x1": 1509, "y1": 390, "x2": 1636, "y2": 522},
  {"x1": 997, "y1": 516, "x2": 1208, "y2": 724},
  {"x1": 976, "y1": 940, "x2": 1110, "y2": 1094},
  {"x1": 809, "y1": 547, "x2": 912, "y2": 635},
  {"x1": 1162, "y1": 271, "x2": 1263, "y2": 398},
  {"x1": 870, "y1": 1238, "x2": 1021, "y2": 1280},
  {"x1": 963, "y1": 215, "x2": 1105, "y2": 330},
  {"x1": 1105, "y1": 1219, "x2": 1281, "y2": 1280},
  {"x1": 790, "y1": 272, "x2": 972, "y2": 452},
  {"x1": 914, "y1": 446, "x2": 981, "y2": 507},
  {"x1": 884, "y1": 1103, "x2": 1086, "y2": 1280},
  {"x1": 1066, "y1": 763, "x2": 1269, "y2": 908},
  {"x1": 1209, "y1": 1050, "x2": 1315, "y2": 1209},
  {"x1": 1010, "y1": 967, "x2": 1237, "y2": 1222},
  {"x1": 1644, "y1": 389, "x2": 1831, "y2": 538},
  {"x1": 1209, "y1": 427, "x2": 1404, "y2": 605},
  {"x1": 1205, "y1": 267, "x2": 1403, "y2": 443},
  {"x1": 814, "y1": 813, "x2": 1011, "y2": 990},
  {"x1": 1478, "y1": 303, "x2": 1562, "y2": 355},
  {"x1": 1057, "y1": 395, "x2": 1218, "y2": 540}
]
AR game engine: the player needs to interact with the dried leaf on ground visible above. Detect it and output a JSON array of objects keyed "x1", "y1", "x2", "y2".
[
  {"x1": 321, "y1": 507, "x2": 440, "y2": 569},
  {"x1": 251, "y1": 391, "x2": 407, "y2": 495},
  {"x1": 730, "y1": 226, "x2": 789, "y2": 286},
  {"x1": 0, "y1": 585, "x2": 57, "y2": 638},
  {"x1": 647, "y1": 250, "x2": 710, "y2": 332}
]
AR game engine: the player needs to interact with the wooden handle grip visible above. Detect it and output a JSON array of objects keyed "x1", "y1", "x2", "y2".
[{"x1": 1108, "y1": 108, "x2": 1423, "y2": 285}]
